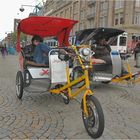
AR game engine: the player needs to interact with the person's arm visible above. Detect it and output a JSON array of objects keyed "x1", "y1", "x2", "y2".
[
  {"x1": 39, "y1": 43, "x2": 51, "y2": 53},
  {"x1": 106, "y1": 44, "x2": 111, "y2": 52}
]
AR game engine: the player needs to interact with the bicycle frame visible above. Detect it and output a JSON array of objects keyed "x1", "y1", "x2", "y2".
[
  {"x1": 49, "y1": 46, "x2": 93, "y2": 117},
  {"x1": 111, "y1": 58, "x2": 140, "y2": 84}
]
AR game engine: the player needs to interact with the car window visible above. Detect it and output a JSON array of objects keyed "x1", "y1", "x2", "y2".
[
  {"x1": 119, "y1": 37, "x2": 127, "y2": 46},
  {"x1": 109, "y1": 37, "x2": 117, "y2": 46}
]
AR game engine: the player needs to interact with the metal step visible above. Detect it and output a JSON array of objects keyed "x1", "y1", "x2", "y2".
[{"x1": 92, "y1": 73, "x2": 113, "y2": 82}]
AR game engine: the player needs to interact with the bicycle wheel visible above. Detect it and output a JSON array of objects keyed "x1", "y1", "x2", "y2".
[
  {"x1": 16, "y1": 71, "x2": 24, "y2": 99},
  {"x1": 81, "y1": 95, "x2": 104, "y2": 138}
]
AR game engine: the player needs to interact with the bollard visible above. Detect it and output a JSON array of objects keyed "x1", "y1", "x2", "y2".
[{"x1": 136, "y1": 52, "x2": 140, "y2": 68}]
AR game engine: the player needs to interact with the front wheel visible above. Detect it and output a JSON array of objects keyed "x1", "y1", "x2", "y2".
[
  {"x1": 81, "y1": 95, "x2": 104, "y2": 138},
  {"x1": 16, "y1": 71, "x2": 24, "y2": 99}
]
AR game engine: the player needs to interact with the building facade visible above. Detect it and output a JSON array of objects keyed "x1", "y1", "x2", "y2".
[
  {"x1": 43, "y1": 0, "x2": 140, "y2": 40},
  {"x1": 13, "y1": 18, "x2": 21, "y2": 32}
]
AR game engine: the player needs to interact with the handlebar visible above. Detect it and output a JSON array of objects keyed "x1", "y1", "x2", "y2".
[{"x1": 120, "y1": 53, "x2": 132, "y2": 60}]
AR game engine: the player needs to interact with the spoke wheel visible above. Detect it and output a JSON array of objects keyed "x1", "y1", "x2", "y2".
[
  {"x1": 81, "y1": 95, "x2": 104, "y2": 138},
  {"x1": 16, "y1": 71, "x2": 24, "y2": 99}
]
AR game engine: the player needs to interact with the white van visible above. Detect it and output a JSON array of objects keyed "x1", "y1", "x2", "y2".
[{"x1": 109, "y1": 32, "x2": 128, "y2": 54}]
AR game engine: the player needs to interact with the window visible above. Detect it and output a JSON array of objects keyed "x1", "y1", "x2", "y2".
[
  {"x1": 115, "y1": 0, "x2": 124, "y2": 9},
  {"x1": 87, "y1": 5, "x2": 96, "y2": 20},
  {"x1": 73, "y1": 24, "x2": 78, "y2": 34},
  {"x1": 73, "y1": 13, "x2": 78, "y2": 20},
  {"x1": 73, "y1": 14, "x2": 78, "y2": 34},
  {"x1": 110, "y1": 37, "x2": 117, "y2": 46},
  {"x1": 81, "y1": 0, "x2": 86, "y2": 8},
  {"x1": 80, "y1": 10, "x2": 85, "y2": 20},
  {"x1": 114, "y1": 13, "x2": 124, "y2": 25},
  {"x1": 100, "y1": 1, "x2": 108, "y2": 11},
  {"x1": 115, "y1": 18, "x2": 118, "y2": 25},
  {"x1": 119, "y1": 13, "x2": 124, "y2": 24},
  {"x1": 88, "y1": 19, "x2": 94, "y2": 28},
  {"x1": 120, "y1": 17, "x2": 124, "y2": 24},
  {"x1": 134, "y1": 12, "x2": 140, "y2": 25},
  {"x1": 135, "y1": 0, "x2": 140, "y2": 7},
  {"x1": 99, "y1": 16, "x2": 107, "y2": 27},
  {"x1": 60, "y1": 11, "x2": 64, "y2": 17},
  {"x1": 80, "y1": 22, "x2": 84, "y2": 30},
  {"x1": 73, "y1": 1, "x2": 78, "y2": 14},
  {"x1": 119, "y1": 37, "x2": 127, "y2": 46},
  {"x1": 88, "y1": 5, "x2": 96, "y2": 15},
  {"x1": 65, "y1": 9, "x2": 70, "y2": 18},
  {"x1": 70, "y1": 7, "x2": 72, "y2": 19}
]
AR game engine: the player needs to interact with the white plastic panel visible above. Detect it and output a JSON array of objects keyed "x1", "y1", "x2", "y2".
[
  {"x1": 28, "y1": 68, "x2": 50, "y2": 79},
  {"x1": 111, "y1": 51, "x2": 122, "y2": 75},
  {"x1": 49, "y1": 55, "x2": 67, "y2": 83}
]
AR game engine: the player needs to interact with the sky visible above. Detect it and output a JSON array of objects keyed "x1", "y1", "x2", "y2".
[{"x1": 0, "y1": 0, "x2": 43, "y2": 40}]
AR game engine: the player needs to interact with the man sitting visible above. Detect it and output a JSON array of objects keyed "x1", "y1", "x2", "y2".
[
  {"x1": 92, "y1": 37, "x2": 112, "y2": 64},
  {"x1": 92, "y1": 37, "x2": 128, "y2": 76},
  {"x1": 26, "y1": 35, "x2": 51, "y2": 66}
]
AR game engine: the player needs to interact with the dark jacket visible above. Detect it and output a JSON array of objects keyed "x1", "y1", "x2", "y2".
[
  {"x1": 134, "y1": 42, "x2": 140, "y2": 60},
  {"x1": 92, "y1": 44, "x2": 112, "y2": 64}
]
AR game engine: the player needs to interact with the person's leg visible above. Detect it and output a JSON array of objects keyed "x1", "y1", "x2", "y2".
[
  {"x1": 121, "y1": 60, "x2": 128, "y2": 75},
  {"x1": 33, "y1": 46, "x2": 43, "y2": 64},
  {"x1": 43, "y1": 56, "x2": 49, "y2": 65}
]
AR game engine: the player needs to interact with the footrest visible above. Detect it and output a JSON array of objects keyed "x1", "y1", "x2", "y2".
[{"x1": 92, "y1": 73, "x2": 113, "y2": 82}]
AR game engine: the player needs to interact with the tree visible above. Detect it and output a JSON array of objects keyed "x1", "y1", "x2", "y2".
[{"x1": 11, "y1": 31, "x2": 27, "y2": 47}]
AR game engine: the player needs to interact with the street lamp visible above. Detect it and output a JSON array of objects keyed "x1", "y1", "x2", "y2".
[{"x1": 19, "y1": 4, "x2": 42, "y2": 16}]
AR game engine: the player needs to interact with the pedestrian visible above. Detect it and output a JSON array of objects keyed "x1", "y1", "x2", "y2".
[
  {"x1": 134, "y1": 41, "x2": 140, "y2": 60},
  {"x1": 1, "y1": 46, "x2": 6, "y2": 59}
]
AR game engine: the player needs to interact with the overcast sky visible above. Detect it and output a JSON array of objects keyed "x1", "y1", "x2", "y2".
[{"x1": 0, "y1": 0, "x2": 43, "y2": 40}]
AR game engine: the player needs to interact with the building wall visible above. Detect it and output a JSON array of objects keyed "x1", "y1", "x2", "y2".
[
  {"x1": 43, "y1": 0, "x2": 140, "y2": 38},
  {"x1": 13, "y1": 19, "x2": 20, "y2": 32}
]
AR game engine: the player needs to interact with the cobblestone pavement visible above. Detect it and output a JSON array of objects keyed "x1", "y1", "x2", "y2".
[{"x1": 0, "y1": 55, "x2": 140, "y2": 139}]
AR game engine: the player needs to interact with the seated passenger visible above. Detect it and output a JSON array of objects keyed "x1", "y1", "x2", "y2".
[
  {"x1": 27, "y1": 35, "x2": 51, "y2": 66},
  {"x1": 134, "y1": 41, "x2": 140, "y2": 60},
  {"x1": 92, "y1": 37, "x2": 128, "y2": 75},
  {"x1": 92, "y1": 37, "x2": 112, "y2": 64}
]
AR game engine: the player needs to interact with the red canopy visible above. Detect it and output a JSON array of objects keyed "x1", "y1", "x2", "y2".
[{"x1": 16, "y1": 16, "x2": 78, "y2": 52}]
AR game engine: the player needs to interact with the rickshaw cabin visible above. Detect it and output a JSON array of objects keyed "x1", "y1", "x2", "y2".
[
  {"x1": 16, "y1": 16, "x2": 78, "y2": 52},
  {"x1": 16, "y1": 16, "x2": 78, "y2": 68}
]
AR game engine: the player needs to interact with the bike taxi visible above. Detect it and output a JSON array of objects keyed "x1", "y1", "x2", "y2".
[
  {"x1": 15, "y1": 16, "x2": 104, "y2": 138},
  {"x1": 75, "y1": 27, "x2": 140, "y2": 85}
]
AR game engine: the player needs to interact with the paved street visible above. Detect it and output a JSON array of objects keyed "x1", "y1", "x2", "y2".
[{"x1": 0, "y1": 54, "x2": 140, "y2": 139}]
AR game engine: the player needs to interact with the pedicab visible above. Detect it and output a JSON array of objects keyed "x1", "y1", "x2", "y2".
[
  {"x1": 15, "y1": 16, "x2": 104, "y2": 138},
  {"x1": 74, "y1": 27, "x2": 140, "y2": 85}
]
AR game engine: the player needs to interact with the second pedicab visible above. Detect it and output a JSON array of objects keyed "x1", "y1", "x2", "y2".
[{"x1": 74, "y1": 28, "x2": 140, "y2": 85}]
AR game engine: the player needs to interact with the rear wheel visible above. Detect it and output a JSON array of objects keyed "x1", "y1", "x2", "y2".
[
  {"x1": 16, "y1": 71, "x2": 24, "y2": 99},
  {"x1": 81, "y1": 95, "x2": 104, "y2": 138}
]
